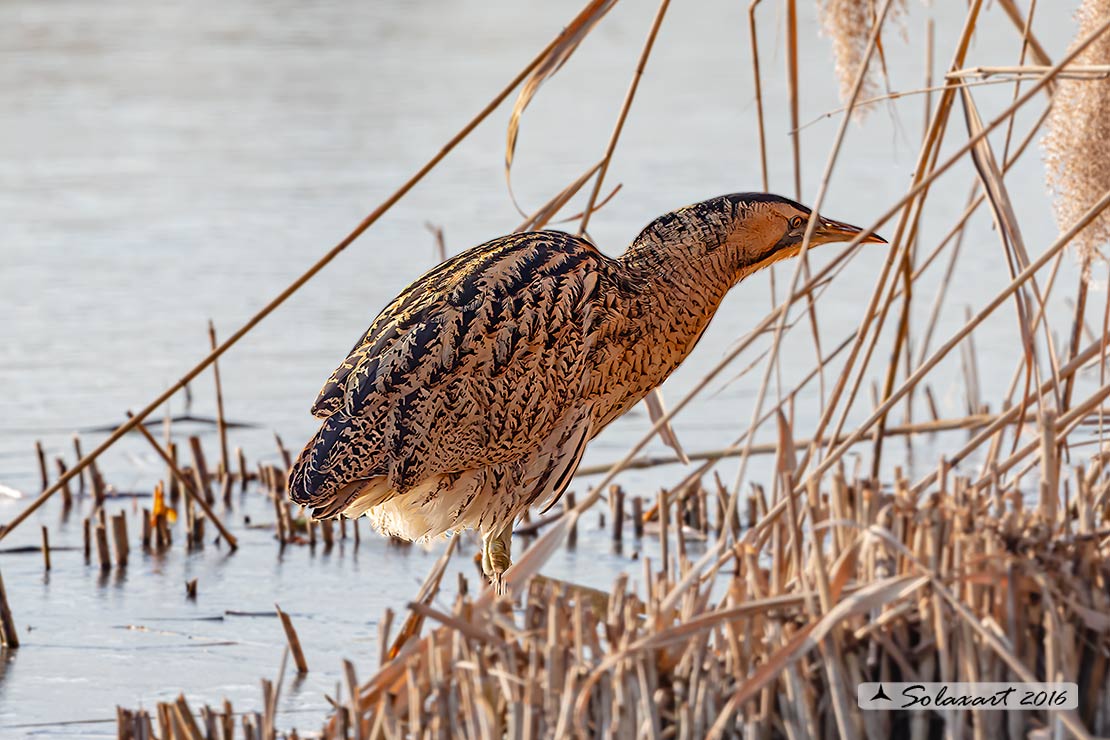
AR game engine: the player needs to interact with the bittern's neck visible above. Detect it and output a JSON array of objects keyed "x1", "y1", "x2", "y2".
[
  {"x1": 586, "y1": 229, "x2": 752, "y2": 432},
  {"x1": 618, "y1": 219, "x2": 753, "y2": 307},
  {"x1": 615, "y1": 226, "x2": 759, "y2": 366}
]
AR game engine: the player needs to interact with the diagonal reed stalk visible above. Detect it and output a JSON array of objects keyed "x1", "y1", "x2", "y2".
[
  {"x1": 793, "y1": 9, "x2": 1110, "y2": 488},
  {"x1": 488, "y1": 11, "x2": 1110, "y2": 600},
  {"x1": 577, "y1": 0, "x2": 671, "y2": 236},
  {"x1": 0, "y1": 1, "x2": 609, "y2": 543},
  {"x1": 811, "y1": 0, "x2": 984, "y2": 485},
  {"x1": 727, "y1": 0, "x2": 901, "y2": 523},
  {"x1": 796, "y1": 185, "x2": 1110, "y2": 497}
]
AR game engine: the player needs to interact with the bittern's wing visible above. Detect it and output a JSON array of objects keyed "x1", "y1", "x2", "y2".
[
  {"x1": 310, "y1": 249, "x2": 466, "y2": 420},
  {"x1": 290, "y1": 231, "x2": 610, "y2": 507}
]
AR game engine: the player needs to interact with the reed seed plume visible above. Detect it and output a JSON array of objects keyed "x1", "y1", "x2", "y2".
[
  {"x1": 817, "y1": 0, "x2": 905, "y2": 117},
  {"x1": 1043, "y1": 0, "x2": 1110, "y2": 275}
]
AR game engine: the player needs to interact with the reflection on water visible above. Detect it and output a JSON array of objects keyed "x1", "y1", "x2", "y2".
[{"x1": 0, "y1": 0, "x2": 1085, "y2": 731}]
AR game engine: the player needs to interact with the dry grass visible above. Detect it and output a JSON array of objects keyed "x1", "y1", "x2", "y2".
[{"x1": 1043, "y1": 0, "x2": 1110, "y2": 272}]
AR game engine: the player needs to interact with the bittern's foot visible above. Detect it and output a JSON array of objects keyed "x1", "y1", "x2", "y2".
[{"x1": 480, "y1": 525, "x2": 513, "y2": 595}]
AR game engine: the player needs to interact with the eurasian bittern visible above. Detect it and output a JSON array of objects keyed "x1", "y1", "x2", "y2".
[{"x1": 288, "y1": 193, "x2": 883, "y2": 582}]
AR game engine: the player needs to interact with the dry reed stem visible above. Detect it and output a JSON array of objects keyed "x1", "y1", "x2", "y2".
[
  {"x1": 951, "y1": 64, "x2": 1110, "y2": 81},
  {"x1": 40, "y1": 526, "x2": 50, "y2": 571},
  {"x1": 514, "y1": 160, "x2": 602, "y2": 232},
  {"x1": 208, "y1": 321, "x2": 230, "y2": 478},
  {"x1": 799, "y1": 186, "x2": 1110, "y2": 496},
  {"x1": 130, "y1": 413, "x2": 238, "y2": 550},
  {"x1": 781, "y1": 0, "x2": 801, "y2": 201},
  {"x1": 0, "y1": 570, "x2": 18, "y2": 648},
  {"x1": 505, "y1": 0, "x2": 618, "y2": 210},
  {"x1": 577, "y1": 0, "x2": 671, "y2": 235},
  {"x1": 729, "y1": 0, "x2": 900, "y2": 526},
  {"x1": 747, "y1": 0, "x2": 769, "y2": 191},
  {"x1": 274, "y1": 605, "x2": 309, "y2": 675},
  {"x1": 643, "y1": 388, "x2": 689, "y2": 464}
]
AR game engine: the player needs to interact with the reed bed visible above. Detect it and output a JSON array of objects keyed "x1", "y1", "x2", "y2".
[
  {"x1": 310, "y1": 465, "x2": 1110, "y2": 739},
  {"x1": 2, "y1": 0, "x2": 1110, "y2": 738}
]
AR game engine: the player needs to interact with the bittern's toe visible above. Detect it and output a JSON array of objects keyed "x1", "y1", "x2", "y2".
[
  {"x1": 489, "y1": 541, "x2": 511, "y2": 576},
  {"x1": 481, "y1": 526, "x2": 513, "y2": 592},
  {"x1": 480, "y1": 542, "x2": 494, "y2": 579}
]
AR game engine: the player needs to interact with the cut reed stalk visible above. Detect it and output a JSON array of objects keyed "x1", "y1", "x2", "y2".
[
  {"x1": 208, "y1": 320, "x2": 230, "y2": 478},
  {"x1": 34, "y1": 441, "x2": 47, "y2": 492},
  {"x1": 188, "y1": 436, "x2": 214, "y2": 505},
  {"x1": 95, "y1": 523, "x2": 110, "y2": 572},
  {"x1": 112, "y1": 513, "x2": 129, "y2": 567},
  {"x1": 54, "y1": 458, "x2": 72, "y2": 511},
  {"x1": 275, "y1": 604, "x2": 309, "y2": 674},
  {"x1": 130, "y1": 414, "x2": 238, "y2": 550},
  {"x1": 40, "y1": 526, "x2": 50, "y2": 571},
  {"x1": 0, "y1": 570, "x2": 18, "y2": 648}
]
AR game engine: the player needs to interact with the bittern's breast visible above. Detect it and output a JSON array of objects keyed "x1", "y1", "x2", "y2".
[{"x1": 582, "y1": 265, "x2": 729, "y2": 435}]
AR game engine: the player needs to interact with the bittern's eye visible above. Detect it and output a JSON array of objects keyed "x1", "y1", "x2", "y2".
[{"x1": 789, "y1": 216, "x2": 805, "y2": 230}]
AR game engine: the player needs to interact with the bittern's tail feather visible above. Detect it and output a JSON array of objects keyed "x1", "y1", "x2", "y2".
[{"x1": 288, "y1": 411, "x2": 362, "y2": 514}]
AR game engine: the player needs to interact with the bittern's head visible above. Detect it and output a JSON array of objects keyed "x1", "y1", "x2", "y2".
[{"x1": 627, "y1": 192, "x2": 886, "y2": 283}]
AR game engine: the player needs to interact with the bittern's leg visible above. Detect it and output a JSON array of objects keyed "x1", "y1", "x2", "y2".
[{"x1": 480, "y1": 523, "x2": 513, "y2": 593}]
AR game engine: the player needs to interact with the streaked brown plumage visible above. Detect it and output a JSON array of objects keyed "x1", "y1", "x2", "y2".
[{"x1": 288, "y1": 193, "x2": 883, "y2": 579}]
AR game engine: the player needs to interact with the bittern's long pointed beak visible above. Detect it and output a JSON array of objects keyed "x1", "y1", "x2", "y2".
[{"x1": 815, "y1": 216, "x2": 887, "y2": 246}]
